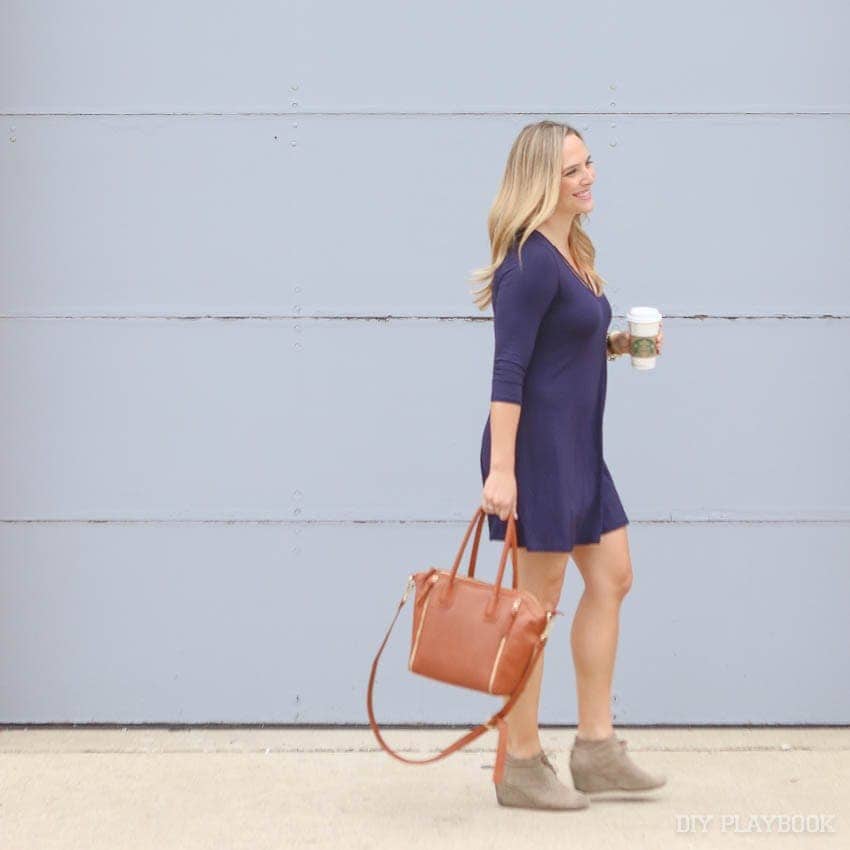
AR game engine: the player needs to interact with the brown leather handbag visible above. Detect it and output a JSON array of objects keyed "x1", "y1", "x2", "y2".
[{"x1": 366, "y1": 507, "x2": 564, "y2": 785}]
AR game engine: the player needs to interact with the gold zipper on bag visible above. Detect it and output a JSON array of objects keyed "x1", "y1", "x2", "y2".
[
  {"x1": 408, "y1": 574, "x2": 440, "y2": 670},
  {"x1": 487, "y1": 597, "x2": 522, "y2": 693},
  {"x1": 418, "y1": 571, "x2": 543, "y2": 616}
]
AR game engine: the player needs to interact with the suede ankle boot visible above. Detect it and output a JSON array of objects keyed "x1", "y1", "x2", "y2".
[
  {"x1": 495, "y1": 749, "x2": 590, "y2": 810},
  {"x1": 569, "y1": 732, "x2": 667, "y2": 797}
]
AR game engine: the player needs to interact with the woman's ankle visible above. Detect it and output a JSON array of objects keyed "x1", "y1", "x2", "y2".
[
  {"x1": 576, "y1": 725, "x2": 614, "y2": 742},
  {"x1": 507, "y1": 742, "x2": 543, "y2": 759}
]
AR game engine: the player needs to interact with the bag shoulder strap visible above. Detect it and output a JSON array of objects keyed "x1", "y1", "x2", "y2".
[{"x1": 366, "y1": 574, "x2": 551, "y2": 785}]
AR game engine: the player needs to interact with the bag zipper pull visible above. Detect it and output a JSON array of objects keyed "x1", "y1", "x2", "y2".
[{"x1": 401, "y1": 574, "x2": 416, "y2": 603}]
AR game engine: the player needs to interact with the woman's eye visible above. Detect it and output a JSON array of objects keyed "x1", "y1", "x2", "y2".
[{"x1": 567, "y1": 159, "x2": 594, "y2": 176}]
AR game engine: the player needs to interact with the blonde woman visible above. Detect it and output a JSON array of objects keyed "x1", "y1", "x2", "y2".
[{"x1": 471, "y1": 120, "x2": 666, "y2": 810}]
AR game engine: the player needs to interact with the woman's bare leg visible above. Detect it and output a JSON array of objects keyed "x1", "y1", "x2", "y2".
[
  {"x1": 568, "y1": 525, "x2": 634, "y2": 740},
  {"x1": 500, "y1": 546, "x2": 570, "y2": 758}
]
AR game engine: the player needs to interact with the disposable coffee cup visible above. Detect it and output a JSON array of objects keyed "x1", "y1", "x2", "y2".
[{"x1": 625, "y1": 306, "x2": 662, "y2": 370}]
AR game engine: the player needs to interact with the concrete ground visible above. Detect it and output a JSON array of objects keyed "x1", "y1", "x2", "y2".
[{"x1": 1, "y1": 727, "x2": 848, "y2": 849}]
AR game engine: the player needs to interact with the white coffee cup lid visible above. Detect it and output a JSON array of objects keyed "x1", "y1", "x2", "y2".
[{"x1": 627, "y1": 306, "x2": 662, "y2": 323}]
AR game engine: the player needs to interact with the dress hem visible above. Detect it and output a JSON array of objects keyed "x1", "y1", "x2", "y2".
[{"x1": 487, "y1": 518, "x2": 629, "y2": 553}]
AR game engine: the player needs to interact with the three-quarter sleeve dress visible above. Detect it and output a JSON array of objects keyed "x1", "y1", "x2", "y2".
[{"x1": 479, "y1": 229, "x2": 629, "y2": 552}]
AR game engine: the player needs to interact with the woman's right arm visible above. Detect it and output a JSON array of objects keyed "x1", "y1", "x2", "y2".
[
  {"x1": 483, "y1": 401, "x2": 521, "y2": 520},
  {"x1": 482, "y1": 245, "x2": 559, "y2": 521}
]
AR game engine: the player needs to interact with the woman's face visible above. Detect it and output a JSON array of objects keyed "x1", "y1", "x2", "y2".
[{"x1": 558, "y1": 135, "x2": 595, "y2": 214}]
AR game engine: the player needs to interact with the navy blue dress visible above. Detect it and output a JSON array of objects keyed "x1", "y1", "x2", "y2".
[{"x1": 479, "y1": 229, "x2": 629, "y2": 552}]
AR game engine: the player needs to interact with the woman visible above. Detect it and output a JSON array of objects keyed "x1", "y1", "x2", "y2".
[{"x1": 469, "y1": 120, "x2": 667, "y2": 810}]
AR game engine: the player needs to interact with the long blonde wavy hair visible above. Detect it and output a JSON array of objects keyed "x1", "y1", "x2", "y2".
[{"x1": 469, "y1": 120, "x2": 607, "y2": 311}]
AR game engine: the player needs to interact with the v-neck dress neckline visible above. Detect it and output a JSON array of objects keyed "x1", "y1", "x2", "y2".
[{"x1": 531, "y1": 229, "x2": 604, "y2": 300}]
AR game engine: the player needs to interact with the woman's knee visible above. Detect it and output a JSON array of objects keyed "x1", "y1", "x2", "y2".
[
  {"x1": 573, "y1": 527, "x2": 634, "y2": 600},
  {"x1": 617, "y1": 564, "x2": 634, "y2": 598},
  {"x1": 515, "y1": 549, "x2": 568, "y2": 608},
  {"x1": 604, "y1": 559, "x2": 633, "y2": 599},
  {"x1": 583, "y1": 558, "x2": 633, "y2": 600}
]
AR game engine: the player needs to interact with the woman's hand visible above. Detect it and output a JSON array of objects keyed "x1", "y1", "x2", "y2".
[
  {"x1": 615, "y1": 324, "x2": 663, "y2": 356},
  {"x1": 481, "y1": 469, "x2": 518, "y2": 521}
]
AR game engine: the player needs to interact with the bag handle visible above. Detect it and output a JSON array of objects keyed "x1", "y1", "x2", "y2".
[
  {"x1": 366, "y1": 572, "x2": 557, "y2": 785},
  {"x1": 450, "y1": 507, "x2": 518, "y2": 592}
]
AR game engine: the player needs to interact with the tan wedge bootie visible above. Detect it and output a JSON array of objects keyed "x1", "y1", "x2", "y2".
[
  {"x1": 569, "y1": 732, "x2": 667, "y2": 797},
  {"x1": 494, "y1": 750, "x2": 590, "y2": 810}
]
